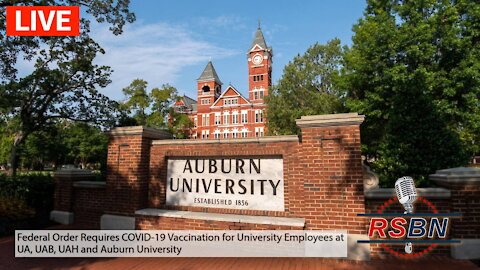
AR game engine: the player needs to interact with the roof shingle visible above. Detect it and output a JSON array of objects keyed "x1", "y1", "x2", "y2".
[{"x1": 197, "y1": 61, "x2": 222, "y2": 85}]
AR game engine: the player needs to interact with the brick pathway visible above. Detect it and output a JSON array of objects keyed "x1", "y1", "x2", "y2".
[
  {"x1": 1, "y1": 230, "x2": 478, "y2": 270},
  {"x1": 0, "y1": 225, "x2": 480, "y2": 270}
]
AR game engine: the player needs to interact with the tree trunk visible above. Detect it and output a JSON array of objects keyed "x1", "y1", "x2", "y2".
[{"x1": 7, "y1": 131, "x2": 25, "y2": 177}]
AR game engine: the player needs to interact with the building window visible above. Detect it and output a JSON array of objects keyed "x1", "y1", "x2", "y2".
[
  {"x1": 255, "y1": 127, "x2": 264, "y2": 137},
  {"x1": 201, "y1": 130, "x2": 209, "y2": 139},
  {"x1": 232, "y1": 113, "x2": 239, "y2": 124},
  {"x1": 202, "y1": 85, "x2": 210, "y2": 93},
  {"x1": 202, "y1": 114, "x2": 210, "y2": 126},
  {"x1": 223, "y1": 130, "x2": 229, "y2": 139},
  {"x1": 253, "y1": 75, "x2": 264, "y2": 82},
  {"x1": 223, "y1": 114, "x2": 229, "y2": 125},
  {"x1": 252, "y1": 87, "x2": 265, "y2": 100},
  {"x1": 194, "y1": 117, "x2": 197, "y2": 128},
  {"x1": 241, "y1": 129, "x2": 248, "y2": 138},
  {"x1": 232, "y1": 129, "x2": 238, "y2": 138},
  {"x1": 241, "y1": 111, "x2": 248, "y2": 123},
  {"x1": 214, "y1": 132, "x2": 220, "y2": 139},
  {"x1": 214, "y1": 114, "x2": 221, "y2": 125},
  {"x1": 201, "y1": 98, "x2": 210, "y2": 105},
  {"x1": 255, "y1": 110, "x2": 263, "y2": 123},
  {"x1": 224, "y1": 98, "x2": 238, "y2": 106}
]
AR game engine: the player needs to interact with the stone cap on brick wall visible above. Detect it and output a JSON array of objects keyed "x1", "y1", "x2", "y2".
[
  {"x1": 53, "y1": 168, "x2": 95, "y2": 179},
  {"x1": 135, "y1": 209, "x2": 305, "y2": 227},
  {"x1": 430, "y1": 167, "x2": 480, "y2": 186},
  {"x1": 152, "y1": 135, "x2": 299, "y2": 145},
  {"x1": 295, "y1": 113, "x2": 365, "y2": 128},
  {"x1": 107, "y1": 126, "x2": 172, "y2": 139},
  {"x1": 73, "y1": 181, "x2": 106, "y2": 189},
  {"x1": 365, "y1": 187, "x2": 451, "y2": 199}
]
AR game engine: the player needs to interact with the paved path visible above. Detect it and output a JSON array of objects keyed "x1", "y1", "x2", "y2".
[{"x1": 1, "y1": 233, "x2": 478, "y2": 270}]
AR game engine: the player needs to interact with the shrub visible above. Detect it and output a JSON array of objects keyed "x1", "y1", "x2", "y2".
[
  {"x1": 0, "y1": 173, "x2": 55, "y2": 215},
  {"x1": 0, "y1": 196, "x2": 35, "y2": 220}
]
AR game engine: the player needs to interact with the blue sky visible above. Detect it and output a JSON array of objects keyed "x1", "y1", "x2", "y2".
[{"x1": 72, "y1": 1, "x2": 367, "y2": 101}]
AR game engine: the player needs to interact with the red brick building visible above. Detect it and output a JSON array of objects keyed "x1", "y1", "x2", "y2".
[{"x1": 173, "y1": 25, "x2": 272, "y2": 139}]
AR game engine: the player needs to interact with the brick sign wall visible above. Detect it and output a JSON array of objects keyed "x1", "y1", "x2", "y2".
[
  {"x1": 51, "y1": 113, "x2": 480, "y2": 260},
  {"x1": 140, "y1": 113, "x2": 367, "y2": 235}
]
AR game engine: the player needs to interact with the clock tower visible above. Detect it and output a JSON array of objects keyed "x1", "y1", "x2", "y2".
[{"x1": 247, "y1": 23, "x2": 272, "y2": 104}]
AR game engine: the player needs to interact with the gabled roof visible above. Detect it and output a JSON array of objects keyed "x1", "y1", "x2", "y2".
[
  {"x1": 197, "y1": 61, "x2": 223, "y2": 85},
  {"x1": 211, "y1": 84, "x2": 251, "y2": 107},
  {"x1": 182, "y1": 95, "x2": 197, "y2": 107},
  {"x1": 175, "y1": 95, "x2": 197, "y2": 112}
]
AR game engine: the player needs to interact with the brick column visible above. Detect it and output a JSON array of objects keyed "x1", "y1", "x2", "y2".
[
  {"x1": 430, "y1": 167, "x2": 480, "y2": 259},
  {"x1": 296, "y1": 113, "x2": 366, "y2": 233},
  {"x1": 51, "y1": 168, "x2": 95, "y2": 224},
  {"x1": 105, "y1": 126, "x2": 171, "y2": 217},
  {"x1": 296, "y1": 113, "x2": 368, "y2": 260}
]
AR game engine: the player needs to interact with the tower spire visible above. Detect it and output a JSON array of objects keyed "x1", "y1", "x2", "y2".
[
  {"x1": 258, "y1": 18, "x2": 261, "y2": 29},
  {"x1": 197, "y1": 61, "x2": 222, "y2": 85}
]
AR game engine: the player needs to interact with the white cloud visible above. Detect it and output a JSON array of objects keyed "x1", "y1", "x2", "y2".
[
  {"x1": 92, "y1": 21, "x2": 236, "y2": 100},
  {"x1": 13, "y1": 20, "x2": 238, "y2": 101}
]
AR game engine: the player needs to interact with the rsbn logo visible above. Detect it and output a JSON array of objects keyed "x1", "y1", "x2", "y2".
[
  {"x1": 6, "y1": 6, "x2": 80, "y2": 36},
  {"x1": 357, "y1": 176, "x2": 462, "y2": 258}
]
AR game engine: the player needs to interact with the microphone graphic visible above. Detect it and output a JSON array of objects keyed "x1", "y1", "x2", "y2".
[{"x1": 395, "y1": 176, "x2": 417, "y2": 254}]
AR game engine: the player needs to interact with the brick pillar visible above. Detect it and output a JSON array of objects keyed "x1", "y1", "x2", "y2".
[
  {"x1": 105, "y1": 126, "x2": 171, "y2": 216},
  {"x1": 430, "y1": 167, "x2": 480, "y2": 259},
  {"x1": 296, "y1": 113, "x2": 366, "y2": 234},
  {"x1": 51, "y1": 168, "x2": 95, "y2": 224}
]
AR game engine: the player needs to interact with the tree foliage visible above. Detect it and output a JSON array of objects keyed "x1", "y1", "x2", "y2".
[
  {"x1": 266, "y1": 39, "x2": 346, "y2": 135},
  {"x1": 0, "y1": 0, "x2": 135, "y2": 175},
  {"x1": 61, "y1": 122, "x2": 108, "y2": 168},
  {"x1": 2, "y1": 122, "x2": 108, "y2": 170},
  {"x1": 168, "y1": 107, "x2": 193, "y2": 139},
  {"x1": 120, "y1": 79, "x2": 180, "y2": 129},
  {"x1": 343, "y1": 0, "x2": 478, "y2": 186},
  {"x1": 121, "y1": 79, "x2": 151, "y2": 125}
]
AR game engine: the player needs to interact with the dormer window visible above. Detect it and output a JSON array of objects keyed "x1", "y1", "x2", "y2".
[{"x1": 224, "y1": 98, "x2": 238, "y2": 106}]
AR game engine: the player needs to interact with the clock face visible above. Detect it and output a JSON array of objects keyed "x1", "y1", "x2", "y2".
[{"x1": 252, "y1": 54, "x2": 263, "y2": 65}]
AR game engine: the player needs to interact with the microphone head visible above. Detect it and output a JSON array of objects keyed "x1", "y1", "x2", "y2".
[{"x1": 395, "y1": 176, "x2": 417, "y2": 212}]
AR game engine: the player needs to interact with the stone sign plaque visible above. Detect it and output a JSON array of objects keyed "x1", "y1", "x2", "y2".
[{"x1": 166, "y1": 157, "x2": 284, "y2": 211}]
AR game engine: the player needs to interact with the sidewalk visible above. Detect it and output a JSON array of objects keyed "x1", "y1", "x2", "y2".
[{"x1": 1, "y1": 230, "x2": 478, "y2": 270}]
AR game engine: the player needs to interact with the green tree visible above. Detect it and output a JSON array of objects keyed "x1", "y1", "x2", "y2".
[
  {"x1": 266, "y1": 39, "x2": 346, "y2": 135},
  {"x1": 121, "y1": 79, "x2": 151, "y2": 125},
  {"x1": 0, "y1": 127, "x2": 12, "y2": 168},
  {"x1": 147, "y1": 84, "x2": 178, "y2": 128},
  {"x1": 0, "y1": 0, "x2": 135, "y2": 176},
  {"x1": 168, "y1": 108, "x2": 193, "y2": 139},
  {"x1": 120, "y1": 80, "x2": 179, "y2": 130},
  {"x1": 62, "y1": 122, "x2": 108, "y2": 169},
  {"x1": 343, "y1": 0, "x2": 477, "y2": 186},
  {"x1": 18, "y1": 128, "x2": 63, "y2": 170}
]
